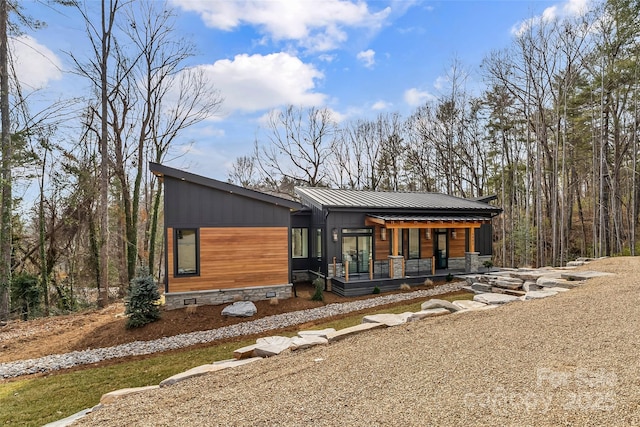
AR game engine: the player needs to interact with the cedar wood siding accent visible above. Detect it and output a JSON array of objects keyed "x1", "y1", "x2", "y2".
[
  {"x1": 168, "y1": 227, "x2": 289, "y2": 292},
  {"x1": 157, "y1": 168, "x2": 299, "y2": 294},
  {"x1": 449, "y1": 230, "x2": 467, "y2": 257}
]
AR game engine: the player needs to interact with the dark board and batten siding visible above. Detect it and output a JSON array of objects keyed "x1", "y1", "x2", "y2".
[{"x1": 164, "y1": 177, "x2": 290, "y2": 228}]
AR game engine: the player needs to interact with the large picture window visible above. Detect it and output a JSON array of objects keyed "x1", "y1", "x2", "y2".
[
  {"x1": 175, "y1": 228, "x2": 198, "y2": 276},
  {"x1": 292, "y1": 228, "x2": 309, "y2": 258}
]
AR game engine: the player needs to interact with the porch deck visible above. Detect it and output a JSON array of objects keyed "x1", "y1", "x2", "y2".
[{"x1": 329, "y1": 268, "x2": 467, "y2": 297}]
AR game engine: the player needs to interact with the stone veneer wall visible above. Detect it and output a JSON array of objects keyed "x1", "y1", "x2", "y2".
[
  {"x1": 405, "y1": 258, "x2": 432, "y2": 275},
  {"x1": 164, "y1": 284, "x2": 293, "y2": 310},
  {"x1": 448, "y1": 257, "x2": 466, "y2": 270}
]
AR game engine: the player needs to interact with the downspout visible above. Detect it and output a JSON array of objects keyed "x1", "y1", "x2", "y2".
[{"x1": 323, "y1": 208, "x2": 330, "y2": 291}]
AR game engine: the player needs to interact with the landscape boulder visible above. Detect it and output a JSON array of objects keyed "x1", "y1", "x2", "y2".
[
  {"x1": 473, "y1": 293, "x2": 521, "y2": 305},
  {"x1": 298, "y1": 328, "x2": 336, "y2": 339},
  {"x1": 362, "y1": 312, "x2": 413, "y2": 326},
  {"x1": 524, "y1": 290, "x2": 558, "y2": 300},
  {"x1": 254, "y1": 336, "x2": 293, "y2": 357},
  {"x1": 407, "y1": 308, "x2": 450, "y2": 321},
  {"x1": 289, "y1": 336, "x2": 328, "y2": 351},
  {"x1": 452, "y1": 300, "x2": 493, "y2": 311},
  {"x1": 222, "y1": 301, "x2": 257, "y2": 317},
  {"x1": 420, "y1": 299, "x2": 463, "y2": 313}
]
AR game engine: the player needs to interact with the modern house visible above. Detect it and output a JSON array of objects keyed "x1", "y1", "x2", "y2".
[
  {"x1": 151, "y1": 163, "x2": 501, "y2": 309},
  {"x1": 293, "y1": 187, "x2": 501, "y2": 296}
]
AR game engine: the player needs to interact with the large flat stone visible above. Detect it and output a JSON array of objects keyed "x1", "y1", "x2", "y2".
[
  {"x1": 473, "y1": 293, "x2": 521, "y2": 305},
  {"x1": 254, "y1": 336, "x2": 293, "y2": 357},
  {"x1": 471, "y1": 282, "x2": 492, "y2": 293},
  {"x1": 407, "y1": 308, "x2": 450, "y2": 321},
  {"x1": 452, "y1": 300, "x2": 490, "y2": 310},
  {"x1": 362, "y1": 313, "x2": 410, "y2": 326},
  {"x1": 524, "y1": 290, "x2": 558, "y2": 300},
  {"x1": 560, "y1": 271, "x2": 615, "y2": 281},
  {"x1": 233, "y1": 344, "x2": 258, "y2": 359},
  {"x1": 421, "y1": 299, "x2": 463, "y2": 313},
  {"x1": 290, "y1": 335, "x2": 328, "y2": 351},
  {"x1": 537, "y1": 276, "x2": 581, "y2": 289},
  {"x1": 101, "y1": 386, "x2": 159, "y2": 404},
  {"x1": 493, "y1": 280, "x2": 523, "y2": 290},
  {"x1": 326, "y1": 322, "x2": 386, "y2": 342},
  {"x1": 491, "y1": 287, "x2": 526, "y2": 297},
  {"x1": 160, "y1": 358, "x2": 262, "y2": 386},
  {"x1": 522, "y1": 281, "x2": 540, "y2": 292},
  {"x1": 298, "y1": 328, "x2": 336, "y2": 339}
]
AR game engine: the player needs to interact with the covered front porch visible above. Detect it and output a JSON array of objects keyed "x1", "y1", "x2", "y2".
[{"x1": 327, "y1": 214, "x2": 491, "y2": 296}]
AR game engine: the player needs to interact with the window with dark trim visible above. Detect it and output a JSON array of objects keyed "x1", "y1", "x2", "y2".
[
  {"x1": 315, "y1": 228, "x2": 322, "y2": 258},
  {"x1": 175, "y1": 228, "x2": 199, "y2": 276},
  {"x1": 408, "y1": 228, "x2": 420, "y2": 259},
  {"x1": 292, "y1": 228, "x2": 309, "y2": 258}
]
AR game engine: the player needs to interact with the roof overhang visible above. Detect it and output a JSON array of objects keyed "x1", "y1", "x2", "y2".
[
  {"x1": 150, "y1": 162, "x2": 304, "y2": 211},
  {"x1": 365, "y1": 214, "x2": 492, "y2": 229}
]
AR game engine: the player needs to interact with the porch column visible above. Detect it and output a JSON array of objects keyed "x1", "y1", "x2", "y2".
[
  {"x1": 465, "y1": 251, "x2": 480, "y2": 273},
  {"x1": 392, "y1": 228, "x2": 399, "y2": 256},
  {"x1": 468, "y1": 227, "x2": 475, "y2": 252},
  {"x1": 388, "y1": 255, "x2": 404, "y2": 278}
]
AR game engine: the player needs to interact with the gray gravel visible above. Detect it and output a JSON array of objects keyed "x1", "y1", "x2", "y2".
[
  {"x1": 0, "y1": 282, "x2": 462, "y2": 379},
  {"x1": 75, "y1": 257, "x2": 640, "y2": 426}
]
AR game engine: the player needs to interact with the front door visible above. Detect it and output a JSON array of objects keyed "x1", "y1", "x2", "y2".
[
  {"x1": 342, "y1": 233, "x2": 372, "y2": 275},
  {"x1": 434, "y1": 230, "x2": 448, "y2": 269}
]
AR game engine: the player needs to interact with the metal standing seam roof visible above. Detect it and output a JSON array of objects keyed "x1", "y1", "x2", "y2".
[
  {"x1": 295, "y1": 187, "x2": 501, "y2": 212},
  {"x1": 368, "y1": 214, "x2": 492, "y2": 222}
]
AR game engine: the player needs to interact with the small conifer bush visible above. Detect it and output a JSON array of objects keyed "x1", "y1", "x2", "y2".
[
  {"x1": 125, "y1": 267, "x2": 161, "y2": 329},
  {"x1": 372, "y1": 286, "x2": 381, "y2": 294},
  {"x1": 311, "y1": 277, "x2": 324, "y2": 302}
]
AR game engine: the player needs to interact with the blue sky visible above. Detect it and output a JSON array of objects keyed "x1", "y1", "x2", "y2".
[{"x1": 15, "y1": 0, "x2": 589, "y2": 181}]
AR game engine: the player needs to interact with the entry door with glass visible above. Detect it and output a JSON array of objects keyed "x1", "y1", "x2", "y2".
[
  {"x1": 434, "y1": 229, "x2": 448, "y2": 269},
  {"x1": 342, "y1": 229, "x2": 372, "y2": 275}
]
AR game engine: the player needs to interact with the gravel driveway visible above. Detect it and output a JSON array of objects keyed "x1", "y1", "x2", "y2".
[{"x1": 76, "y1": 257, "x2": 640, "y2": 426}]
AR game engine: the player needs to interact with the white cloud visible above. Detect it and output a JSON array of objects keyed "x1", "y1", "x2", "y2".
[
  {"x1": 171, "y1": 0, "x2": 391, "y2": 52},
  {"x1": 433, "y1": 75, "x2": 449, "y2": 91},
  {"x1": 198, "y1": 53, "x2": 326, "y2": 114},
  {"x1": 372, "y1": 100, "x2": 390, "y2": 110},
  {"x1": 318, "y1": 54, "x2": 336, "y2": 63},
  {"x1": 357, "y1": 49, "x2": 376, "y2": 68},
  {"x1": 404, "y1": 88, "x2": 435, "y2": 107},
  {"x1": 9, "y1": 35, "x2": 62, "y2": 90},
  {"x1": 511, "y1": 0, "x2": 591, "y2": 36}
]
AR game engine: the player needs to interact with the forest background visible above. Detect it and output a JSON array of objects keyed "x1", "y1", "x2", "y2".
[{"x1": 0, "y1": 0, "x2": 638, "y2": 321}]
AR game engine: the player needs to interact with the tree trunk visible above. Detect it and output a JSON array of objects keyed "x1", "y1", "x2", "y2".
[{"x1": 0, "y1": 0, "x2": 12, "y2": 323}]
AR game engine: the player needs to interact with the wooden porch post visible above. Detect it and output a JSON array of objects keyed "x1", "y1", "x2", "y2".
[
  {"x1": 392, "y1": 228, "x2": 399, "y2": 256},
  {"x1": 469, "y1": 227, "x2": 475, "y2": 252},
  {"x1": 345, "y1": 261, "x2": 349, "y2": 282}
]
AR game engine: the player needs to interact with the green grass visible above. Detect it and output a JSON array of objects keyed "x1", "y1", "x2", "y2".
[
  {"x1": 0, "y1": 291, "x2": 473, "y2": 426},
  {"x1": 0, "y1": 340, "x2": 254, "y2": 426}
]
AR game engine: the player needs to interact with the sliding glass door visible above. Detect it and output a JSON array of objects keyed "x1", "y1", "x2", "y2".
[{"x1": 342, "y1": 229, "x2": 372, "y2": 275}]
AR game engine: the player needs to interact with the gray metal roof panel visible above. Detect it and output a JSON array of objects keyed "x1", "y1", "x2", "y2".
[
  {"x1": 369, "y1": 214, "x2": 492, "y2": 222},
  {"x1": 296, "y1": 187, "x2": 501, "y2": 212}
]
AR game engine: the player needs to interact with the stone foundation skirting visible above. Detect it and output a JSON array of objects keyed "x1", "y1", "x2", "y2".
[
  {"x1": 164, "y1": 284, "x2": 293, "y2": 310},
  {"x1": 448, "y1": 257, "x2": 466, "y2": 270}
]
